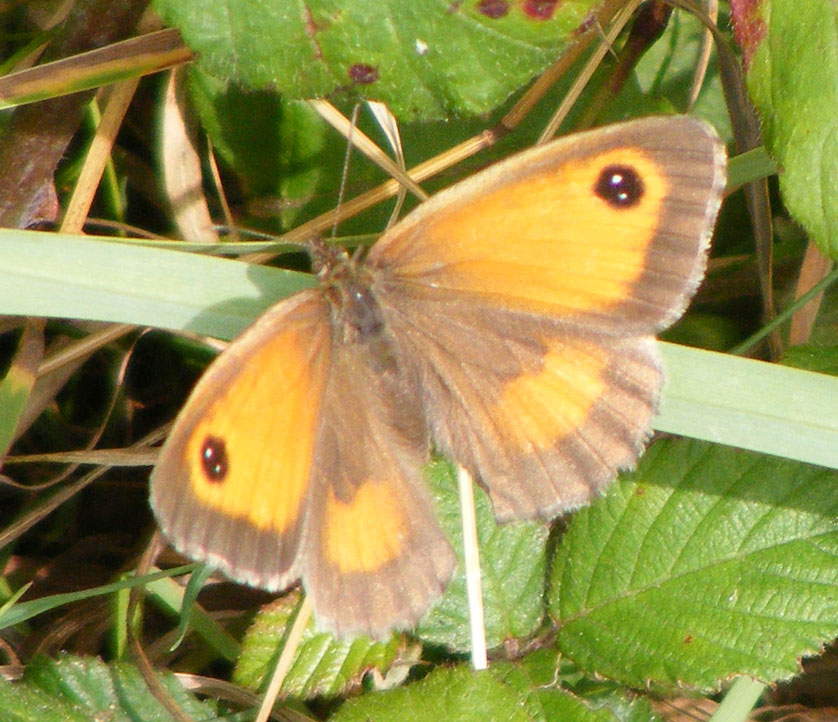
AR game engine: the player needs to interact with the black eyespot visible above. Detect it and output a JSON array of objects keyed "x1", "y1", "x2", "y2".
[
  {"x1": 594, "y1": 164, "x2": 645, "y2": 208},
  {"x1": 201, "y1": 436, "x2": 229, "y2": 482}
]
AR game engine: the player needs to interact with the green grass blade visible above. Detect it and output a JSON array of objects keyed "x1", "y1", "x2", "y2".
[{"x1": 658, "y1": 343, "x2": 838, "y2": 470}]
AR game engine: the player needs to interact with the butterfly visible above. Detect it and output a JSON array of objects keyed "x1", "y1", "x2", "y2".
[{"x1": 151, "y1": 115, "x2": 726, "y2": 639}]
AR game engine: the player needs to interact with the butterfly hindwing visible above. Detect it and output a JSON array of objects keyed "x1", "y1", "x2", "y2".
[
  {"x1": 301, "y1": 329, "x2": 456, "y2": 638},
  {"x1": 379, "y1": 297, "x2": 661, "y2": 520}
]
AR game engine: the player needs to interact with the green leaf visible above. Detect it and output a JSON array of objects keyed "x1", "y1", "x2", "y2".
[
  {"x1": 332, "y1": 650, "x2": 659, "y2": 722},
  {"x1": 331, "y1": 665, "x2": 531, "y2": 722},
  {"x1": 493, "y1": 649, "x2": 661, "y2": 722},
  {"x1": 153, "y1": 0, "x2": 604, "y2": 120},
  {"x1": 234, "y1": 591, "x2": 413, "y2": 699},
  {"x1": 0, "y1": 654, "x2": 217, "y2": 722},
  {"x1": 418, "y1": 460, "x2": 548, "y2": 651},
  {"x1": 187, "y1": 70, "x2": 361, "y2": 230},
  {"x1": 551, "y1": 438, "x2": 838, "y2": 690},
  {"x1": 735, "y1": 0, "x2": 838, "y2": 255}
]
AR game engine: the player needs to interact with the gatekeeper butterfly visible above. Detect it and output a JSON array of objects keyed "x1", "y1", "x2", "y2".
[{"x1": 151, "y1": 116, "x2": 726, "y2": 638}]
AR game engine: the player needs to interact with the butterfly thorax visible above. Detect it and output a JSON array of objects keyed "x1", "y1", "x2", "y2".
[{"x1": 312, "y1": 241, "x2": 387, "y2": 347}]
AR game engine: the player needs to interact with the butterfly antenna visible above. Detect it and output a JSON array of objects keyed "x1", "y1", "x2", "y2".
[{"x1": 332, "y1": 103, "x2": 362, "y2": 241}]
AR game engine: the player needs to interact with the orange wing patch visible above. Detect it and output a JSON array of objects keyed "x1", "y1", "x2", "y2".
[
  {"x1": 494, "y1": 339, "x2": 609, "y2": 449},
  {"x1": 152, "y1": 292, "x2": 332, "y2": 544},
  {"x1": 183, "y1": 320, "x2": 327, "y2": 533},
  {"x1": 375, "y1": 149, "x2": 667, "y2": 317},
  {"x1": 322, "y1": 481, "x2": 407, "y2": 573}
]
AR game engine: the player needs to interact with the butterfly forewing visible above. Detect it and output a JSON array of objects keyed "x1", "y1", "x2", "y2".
[
  {"x1": 151, "y1": 291, "x2": 332, "y2": 592},
  {"x1": 369, "y1": 116, "x2": 725, "y2": 335}
]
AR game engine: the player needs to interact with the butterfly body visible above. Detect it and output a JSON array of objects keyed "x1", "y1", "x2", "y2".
[{"x1": 151, "y1": 116, "x2": 726, "y2": 638}]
